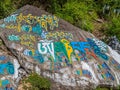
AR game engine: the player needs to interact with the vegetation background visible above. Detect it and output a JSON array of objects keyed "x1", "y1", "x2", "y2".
[{"x1": 0, "y1": 0, "x2": 120, "y2": 41}]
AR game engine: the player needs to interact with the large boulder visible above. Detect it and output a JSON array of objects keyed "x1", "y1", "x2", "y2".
[{"x1": 0, "y1": 5, "x2": 120, "y2": 90}]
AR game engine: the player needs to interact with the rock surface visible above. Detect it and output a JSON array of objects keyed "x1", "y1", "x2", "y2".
[
  {"x1": 108, "y1": 36, "x2": 120, "y2": 54},
  {"x1": 0, "y1": 5, "x2": 120, "y2": 90}
]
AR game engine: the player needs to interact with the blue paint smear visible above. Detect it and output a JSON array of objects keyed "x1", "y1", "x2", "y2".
[
  {"x1": 6, "y1": 62, "x2": 14, "y2": 75},
  {"x1": 41, "y1": 31, "x2": 47, "y2": 39},
  {"x1": 87, "y1": 38, "x2": 109, "y2": 60},
  {"x1": 0, "y1": 62, "x2": 14, "y2": 75},
  {"x1": 2, "y1": 80, "x2": 10, "y2": 86},
  {"x1": 0, "y1": 24, "x2": 6, "y2": 28},
  {"x1": 71, "y1": 42, "x2": 90, "y2": 53},
  {"x1": 0, "y1": 56, "x2": 6, "y2": 61},
  {"x1": 33, "y1": 50, "x2": 44, "y2": 63},
  {"x1": 82, "y1": 70, "x2": 91, "y2": 76},
  {"x1": 5, "y1": 87, "x2": 13, "y2": 90},
  {"x1": 76, "y1": 70, "x2": 80, "y2": 75},
  {"x1": 4, "y1": 14, "x2": 17, "y2": 23},
  {"x1": 23, "y1": 49, "x2": 33, "y2": 57},
  {"x1": 102, "y1": 62, "x2": 110, "y2": 70},
  {"x1": 105, "y1": 71, "x2": 114, "y2": 81},
  {"x1": 32, "y1": 24, "x2": 42, "y2": 35},
  {"x1": 8, "y1": 35, "x2": 20, "y2": 41},
  {"x1": 21, "y1": 25, "x2": 30, "y2": 32}
]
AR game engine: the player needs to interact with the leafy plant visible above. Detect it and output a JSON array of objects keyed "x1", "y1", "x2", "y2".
[
  {"x1": 23, "y1": 73, "x2": 51, "y2": 90},
  {"x1": 94, "y1": 86, "x2": 110, "y2": 90},
  {"x1": 0, "y1": 0, "x2": 15, "y2": 19},
  {"x1": 116, "y1": 85, "x2": 120, "y2": 90},
  {"x1": 104, "y1": 16, "x2": 120, "y2": 40},
  {"x1": 55, "y1": 0, "x2": 98, "y2": 32},
  {"x1": 95, "y1": 0, "x2": 120, "y2": 19}
]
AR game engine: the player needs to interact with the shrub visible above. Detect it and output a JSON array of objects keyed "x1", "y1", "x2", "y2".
[
  {"x1": 23, "y1": 73, "x2": 51, "y2": 90},
  {"x1": 104, "y1": 16, "x2": 120, "y2": 40},
  {"x1": 0, "y1": 0, "x2": 15, "y2": 19},
  {"x1": 55, "y1": 0, "x2": 98, "y2": 32}
]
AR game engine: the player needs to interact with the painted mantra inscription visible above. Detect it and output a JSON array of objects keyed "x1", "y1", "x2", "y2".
[
  {"x1": 38, "y1": 40, "x2": 55, "y2": 61},
  {"x1": 37, "y1": 39, "x2": 109, "y2": 63}
]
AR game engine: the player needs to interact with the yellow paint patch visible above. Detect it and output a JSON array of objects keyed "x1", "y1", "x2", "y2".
[{"x1": 61, "y1": 39, "x2": 73, "y2": 64}]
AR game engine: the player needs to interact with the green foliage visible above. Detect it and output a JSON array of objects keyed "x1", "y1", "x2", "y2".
[
  {"x1": 55, "y1": 0, "x2": 98, "y2": 32},
  {"x1": 47, "y1": 0, "x2": 120, "y2": 33},
  {"x1": 95, "y1": 85, "x2": 120, "y2": 90},
  {"x1": 116, "y1": 85, "x2": 120, "y2": 90},
  {"x1": 104, "y1": 16, "x2": 120, "y2": 40},
  {"x1": 0, "y1": 0, "x2": 15, "y2": 19},
  {"x1": 94, "y1": 86, "x2": 113, "y2": 90},
  {"x1": 23, "y1": 73, "x2": 51, "y2": 90},
  {"x1": 95, "y1": 0, "x2": 120, "y2": 18},
  {"x1": 46, "y1": 0, "x2": 67, "y2": 13},
  {"x1": 13, "y1": 0, "x2": 41, "y2": 9},
  {"x1": 0, "y1": 0, "x2": 120, "y2": 40},
  {"x1": 95, "y1": 87, "x2": 109, "y2": 90}
]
